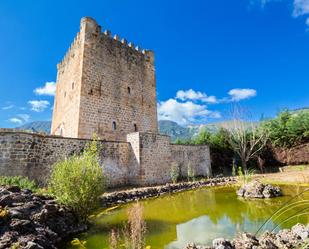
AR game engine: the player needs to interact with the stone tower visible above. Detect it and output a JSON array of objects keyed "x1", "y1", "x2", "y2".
[{"x1": 51, "y1": 17, "x2": 158, "y2": 141}]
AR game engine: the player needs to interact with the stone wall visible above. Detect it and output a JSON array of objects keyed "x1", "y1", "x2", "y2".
[
  {"x1": 171, "y1": 144, "x2": 212, "y2": 178},
  {"x1": 0, "y1": 130, "x2": 211, "y2": 187},
  {"x1": 0, "y1": 130, "x2": 135, "y2": 187},
  {"x1": 127, "y1": 133, "x2": 212, "y2": 185}
]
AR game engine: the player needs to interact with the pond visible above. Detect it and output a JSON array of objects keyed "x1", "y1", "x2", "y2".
[{"x1": 67, "y1": 185, "x2": 309, "y2": 249}]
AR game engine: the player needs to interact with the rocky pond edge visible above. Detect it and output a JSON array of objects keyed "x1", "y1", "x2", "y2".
[
  {"x1": 186, "y1": 223, "x2": 309, "y2": 249},
  {"x1": 0, "y1": 185, "x2": 87, "y2": 249},
  {"x1": 101, "y1": 176, "x2": 237, "y2": 207}
]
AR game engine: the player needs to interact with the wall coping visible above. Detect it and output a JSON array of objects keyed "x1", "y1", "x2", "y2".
[
  {"x1": 0, "y1": 129, "x2": 129, "y2": 144},
  {"x1": 170, "y1": 143, "x2": 209, "y2": 147}
]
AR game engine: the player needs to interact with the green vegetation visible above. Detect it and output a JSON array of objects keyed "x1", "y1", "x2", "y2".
[
  {"x1": 187, "y1": 163, "x2": 196, "y2": 181},
  {"x1": 237, "y1": 167, "x2": 255, "y2": 186},
  {"x1": 259, "y1": 110, "x2": 309, "y2": 148},
  {"x1": 0, "y1": 176, "x2": 38, "y2": 192},
  {"x1": 170, "y1": 162, "x2": 179, "y2": 184},
  {"x1": 48, "y1": 136, "x2": 105, "y2": 220}
]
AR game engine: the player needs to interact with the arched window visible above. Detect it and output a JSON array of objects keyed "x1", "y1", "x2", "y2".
[
  {"x1": 134, "y1": 123, "x2": 138, "y2": 132},
  {"x1": 72, "y1": 82, "x2": 75, "y2": 89},
  {"x1": 128, "y1": 87, "x2": 131, "y2": 94},
  {"x1": 112, "y1": 121, "x2": 117, "y2": 131}
]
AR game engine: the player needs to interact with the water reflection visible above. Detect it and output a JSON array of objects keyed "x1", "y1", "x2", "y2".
[
  {"x1": 67, "y1": 185, "x2": 308, "y2": 249},
  {"x1": 166, "y1": 215, "x2": 276, "y2": 249}
]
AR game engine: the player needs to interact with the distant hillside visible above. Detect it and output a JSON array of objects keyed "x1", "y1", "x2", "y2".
[
  {"x1": 16, "y1": 120, "x2": 241, "y2": 141},
  {"x1": 158, "y1": 120, "x2": 194, "y2": 141},
  {"x1": 17, "y1": 121, "x2": 51, "y2": 134}
]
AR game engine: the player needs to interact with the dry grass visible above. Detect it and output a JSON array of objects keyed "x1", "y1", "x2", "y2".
[{"x1": 109, "y1": 202, "x2": 147, "y2": 249}]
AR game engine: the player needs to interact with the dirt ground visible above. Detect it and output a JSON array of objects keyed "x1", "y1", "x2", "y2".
[{"x1": 255, "y1": 168, "x2": 309, "y2": 184}]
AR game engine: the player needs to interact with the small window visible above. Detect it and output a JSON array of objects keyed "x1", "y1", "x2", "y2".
[
  {"x1": 134, "y1": 123, "x2": 138, "y2": 132},
  {"x1": 128, "y1": 87, "x2": 131, "y2": 94},
  {"x1": 64, "y1": 91, "x2": 67, "y2": 98},
  {"x1": 112, "y1": 121, "x2": 117, "y2": 131},
  {"x1": 72, "y1": 82, "x2": 75, "y2": 89}
]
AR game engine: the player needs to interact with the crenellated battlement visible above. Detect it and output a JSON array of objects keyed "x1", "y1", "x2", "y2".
[
  {"x1": 57, "y1": 31, "x2": 82, "y2": 69},
  {"x1": 80, "y1": 16, "x2": 153, "y2": 59},
  {"x1": 57, "y1": 17, "x2": 153, "y2": 70}
]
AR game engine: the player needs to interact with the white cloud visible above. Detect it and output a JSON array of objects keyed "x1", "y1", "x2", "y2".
[
  {"x1": 28, "y1": 100, "x2": 50, "y2": 112},
  {"x1": 293, "y1": 0, "x2": 309, "y2": 17},
  {"x1": 158, "y1": 98, "x2": 221, "y2": 126},
  {"x1": 228, "y1": 88, "x2": 257, "y2": 101},
  {"x1": 17, "y1": 114, "x2": 30, "y2": 123},
  {"x1": 8, "y1": 114, "x2": 30, "y2": 126},
  {"x1": 254, "y1": 0, "x2": 309, "y2": 27},
  {"x1": 176, "y1": 89, "x2": 217, "y2": 103},
  {"x1": 34, "y1": 81, "x2": 56, "y2": 96},
  {"x1": 9, "y1": 118, "x2": 23, "y2": 125},
  {"x1": 1, "y1": 104, "x2": 14, "y2": 110}
]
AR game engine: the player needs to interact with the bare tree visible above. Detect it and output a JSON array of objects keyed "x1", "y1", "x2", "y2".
[{"x1": 224, "y1": 105, "x2": 268, "y2": 173}]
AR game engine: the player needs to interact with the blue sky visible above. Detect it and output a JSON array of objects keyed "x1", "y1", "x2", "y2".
[{"x1": 0, "y1": 0, "x2": 309, "y2": 127}]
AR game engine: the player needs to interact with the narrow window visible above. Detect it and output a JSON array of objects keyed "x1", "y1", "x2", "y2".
[
  {"x1": 64, "y1": 91, "x2": 66, "y2": 98},
  {"x1": 72, "y1": 82, "x2": 74, "y2": 89},
  {"x1": 134, "y1": 123, "x2": 138, "y2": 132},
  {"x1": 112, "y1": 121, "x2": 117, "y2": 131},
  {"x1": 128, "y1": 87, "x2": 131, "y2": 94}
]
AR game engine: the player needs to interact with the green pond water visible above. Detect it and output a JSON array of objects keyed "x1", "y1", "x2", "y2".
[{"x1": 67, "y1": 185, "x2": 309, "y2": 249}]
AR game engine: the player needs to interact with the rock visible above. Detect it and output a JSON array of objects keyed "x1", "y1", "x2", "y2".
[
  {"x1": 232, "y1": 233, "x2": 259, "y2": 249},
  {"x1": 291, "y1": 223, "x2": 309, "y2": 240},
  {"x1": 6, "y1": 185, "x2": 21, "y2": 192},
  {"x1": 237, "y1": 180, "x2": 282, "y2": 199},
  {"x1": 0, "y1": 185, "x2": 86, "y2": 249},
  {"x1": 213, "y1": 238, "x2": 233, "y2": 249},
  {"x1": 258, "y1": 231, "x2": 278, "y2": 249},
  {"x1": 9, "y1": 219, "x2": 35, "y2": 234}
]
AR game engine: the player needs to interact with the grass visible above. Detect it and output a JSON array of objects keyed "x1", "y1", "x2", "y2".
[{"x1": 0, "y1": 176, "x2": 38, "y2": 192}]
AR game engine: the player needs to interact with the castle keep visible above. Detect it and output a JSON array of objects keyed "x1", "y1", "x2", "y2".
[
  {"x1": 0, "y1": 17, "x2": 211, "y2": 186},
  {"x1": 51, "y1": 17, "x2": 157, "y2": 141}
]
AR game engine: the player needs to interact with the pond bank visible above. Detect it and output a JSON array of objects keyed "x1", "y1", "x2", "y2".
[
  {"x1": 185, "y1": 223, "x2": 309, "y2": 249},
  {"x1": 101, "y1": 176, "x2": 237, "y2": 207},
  {"x1": 0, "y1": 186, "x2": 87, "y2": 249}
]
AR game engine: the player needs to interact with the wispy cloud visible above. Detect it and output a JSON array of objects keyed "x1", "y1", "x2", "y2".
[
  {"x1": 34, "y1": 81, "x2": 56, "y2": 96},
  {"x1": 228, "y1": 88, "x2": 257, "y2": 101},
  {"x1": 158, "y1": 98, "x2": 221, "y2": 126},
  {"x1": 9, "y1": 118, "x2": 23, "y2": 125},
  {"x1": 1, "y1": 104, "x2": 14, "y2": 110},
  {"x1": 176, "y1": 89, "x2": 218, "y2": 103},
  {"x1": 252, "y1": 0, "x2": 309, "y2": 27},
  {"x1": 28, "y1": 100, "x2": 50, "y2": 112},
  {"x1": 8, "y1": 114, "x2": 30, "y2": 126}
]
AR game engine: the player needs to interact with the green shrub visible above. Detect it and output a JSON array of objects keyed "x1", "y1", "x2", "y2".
[
  {"x1": 187, "y1": 163, "x2": 196, "y2": 181},
  {"x1": 260, "y1": 110, "x2": 309, "y2": 148},
  {"x1": 170, "y1": 162, "x2": 180, "y2": 184},
  {"x1": 48, "y1": 136, "x2": 105, "y2": 220},
  {"x1": 0, "y1": 176, "x2": 38, "y2": 192}
]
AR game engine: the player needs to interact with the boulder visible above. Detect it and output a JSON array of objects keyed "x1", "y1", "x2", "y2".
[{"x1": 237, "y1": 180, "x2": 282, "y2": 198}]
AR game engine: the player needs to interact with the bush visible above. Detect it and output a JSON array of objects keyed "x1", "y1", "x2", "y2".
[
  {"x1": 193, "y1": 127, "x2": 231, "y2": 150},
  {"x1": 187, "y1": 162, "x2": 196, "y2": 181},
  {"x1": 0, "y1": 176, "x2": 38, "y2": 192},
  {"x1": 260, "y1": 110, "x2": 309, "y2": 148},
  {"x1": 48, "y1": 136, "x2": 105, "y2": 220},
  {"x1": 170, "y1": 162, "x2": 180, "y2": 184}
]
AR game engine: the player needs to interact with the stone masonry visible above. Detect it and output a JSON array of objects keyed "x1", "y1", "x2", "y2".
[
  {"x1": 0, "y1": 130, "x2": 211, "y2": 187},
  {"x1": 0, "y1": 17, "x2": 211, "y2": 187},
  {"x1": 51, "y1": 17, "x2": 157, "y2": 141}
]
